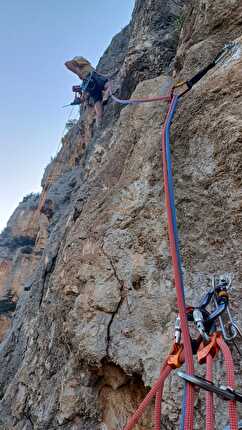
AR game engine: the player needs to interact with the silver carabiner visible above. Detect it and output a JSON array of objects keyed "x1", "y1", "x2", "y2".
[
  {"x1": 214, "y1": 42, "x2": 237, "y2": 65},
  {"x1": 212, "y1": 274, "x2": 242, "y2": 342},
  {"x1": 193, "y1": 308, "x2": 210, "y2": 343},
  {"x1": 226, "y1": 306, "x2": 242, "y2": 339},
  {"x1": 174, "y1": 315, "x2": 181, "y2": 344}
]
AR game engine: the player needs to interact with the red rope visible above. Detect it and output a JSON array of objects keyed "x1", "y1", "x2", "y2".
[
  {"x1": 206, "y1": 353, "x2": 215, "y2": 430},
  {"x1": 107, "y1": 81, "x2": 171, "y2": 105},
  {"x1": 111, "y1": 92, "x2": 171, "y2": 105},
  {"x1": 122, "y1": 96, "x2": 196, "y2": 430},
  {"x1": 154, "y1": 385, "x2": 162, "y2": 430},
  {"x1": 161, "y1": 96, "x2": 195, "y2": 430},
  {"x1": 123, "y1": 364, "x2": 172, "y2": 430},
  {"x1": 116, "y1": 87, "x2": 239, "y2": 430},
  {"x1": 217, "y1": 337, "x2": 239, "y2": 430}
]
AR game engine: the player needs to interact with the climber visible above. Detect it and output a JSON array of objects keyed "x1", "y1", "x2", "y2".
[{"x1": 65, "y1": 56, "x2": 109, "y2": 127}]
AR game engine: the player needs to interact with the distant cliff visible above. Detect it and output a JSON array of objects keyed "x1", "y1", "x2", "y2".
[{"x1": 0, "y1": 0, "x2": 241, "y2": 429}]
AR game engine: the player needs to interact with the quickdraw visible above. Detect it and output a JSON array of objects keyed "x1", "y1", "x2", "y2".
[{"x1": 172, "y1": 42, "x2": 238, "y2": 97}]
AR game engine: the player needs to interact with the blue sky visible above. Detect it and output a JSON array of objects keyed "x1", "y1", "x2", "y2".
[{"x1": 0, "y1": 0, "x2": 134, "y2": 232}]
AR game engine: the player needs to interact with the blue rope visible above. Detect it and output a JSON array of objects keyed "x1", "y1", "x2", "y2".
[
  {"x1": 179, "y1": 384, "x2": 187, "y2": 430},
  {"x1": 164, "y1": 95, "x2": 184, "y2": 297},
  {"x1": 164, "y1": 95, "x2": 187, "y2": 429},
  {"x1": 224, "y1": 422, "x2": 242, "y2": 430}
]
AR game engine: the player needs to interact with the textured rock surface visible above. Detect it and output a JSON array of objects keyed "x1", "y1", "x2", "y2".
[
  {"x1": 0, "y1": 194, "x2": 43, "y2": 340},
  {"x1": 119, "y1": 0, "x2": 184, "y2": 98},
  {"x1": 0, "y1": 0, "x2": 241, "y2": 429}
]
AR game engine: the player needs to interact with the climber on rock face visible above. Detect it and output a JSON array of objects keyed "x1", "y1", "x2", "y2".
[{"x1": 65, "y1": 56, "x2": 109, "y2": 127}]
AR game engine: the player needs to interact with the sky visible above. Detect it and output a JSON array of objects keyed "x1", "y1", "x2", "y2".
[{"x1": 0, "y1": 0, "x2": 135, "y2": 232}]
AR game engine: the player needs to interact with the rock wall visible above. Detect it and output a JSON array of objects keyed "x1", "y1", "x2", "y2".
[
  {"x1": 0, "y1": 0, "x2": 241, "y2": 429},
  {"x1": 0, "y1": 193, "x2": 46, "y2": 341}
]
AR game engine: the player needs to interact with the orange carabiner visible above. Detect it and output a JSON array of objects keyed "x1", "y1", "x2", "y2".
[
  {"x1": 167, "y1": 343, "x2": 184, "y2": 369},
  {"x1": 197, "y1": 332, "x2": 221, "y2": 364}
]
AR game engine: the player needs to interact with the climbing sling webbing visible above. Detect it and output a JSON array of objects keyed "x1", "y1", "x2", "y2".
[{"x1": 110, "y1": 92, "x2": 171, "y2": 105}]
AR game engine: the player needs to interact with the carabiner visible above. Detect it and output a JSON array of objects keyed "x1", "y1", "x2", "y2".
[
  {"x1": 177, "y1": 370, "x2": 242, "y2": 402},
  {"x1": 214, "y1": 42, "x2": 236, "y2": 65},
  {"x1": 167, "y1": 343, "x2": 184, "y2": 369},
  {"x1": 212, "y1": 274, "x2": 242, "y2": 342}
]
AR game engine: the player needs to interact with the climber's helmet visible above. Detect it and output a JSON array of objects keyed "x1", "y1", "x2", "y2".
[{"x1": 65, "y1": 56, "x2": 94, "y2": 80}]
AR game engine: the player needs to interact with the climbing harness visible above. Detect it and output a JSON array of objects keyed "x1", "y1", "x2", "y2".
[{"x1": 108, "y1": 43, "x2": 241, "y2": 430}]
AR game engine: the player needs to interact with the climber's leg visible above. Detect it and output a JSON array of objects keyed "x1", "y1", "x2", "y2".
[{"x1": 94, "y1": 101, "x2": 104, "y2": 127}]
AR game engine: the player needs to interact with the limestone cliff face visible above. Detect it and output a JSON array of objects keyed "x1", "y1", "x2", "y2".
[
  {"x1": 0, "y1": 1, "x2": 241, "y2": 429},
  {"x1": 0, "y1": 194, "x2": 47, "y2": 341}
]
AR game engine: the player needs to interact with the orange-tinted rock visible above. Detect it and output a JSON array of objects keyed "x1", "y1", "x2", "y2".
[
  {"x1": 0, "y1": 315, "x2": 11, "y2": 342},
  {"x1": 0, "y1": 193, "x2": 45, "y2": 340}
]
